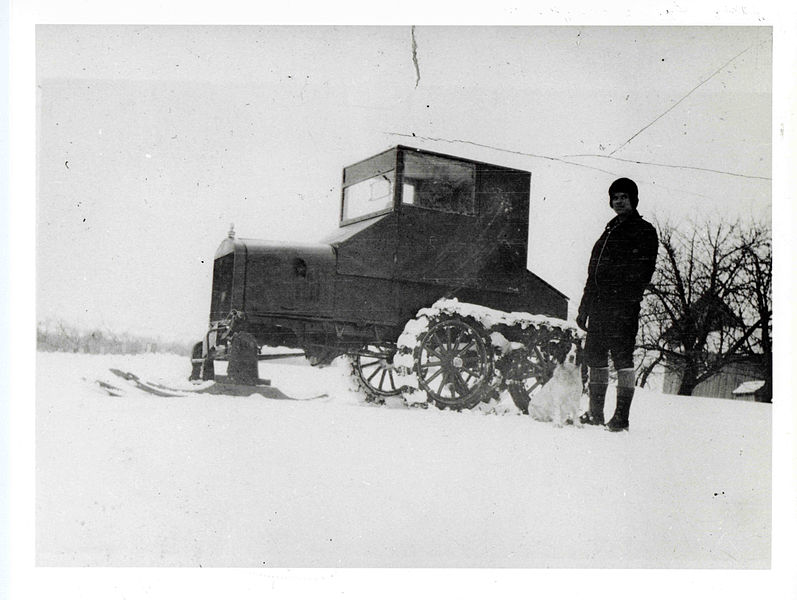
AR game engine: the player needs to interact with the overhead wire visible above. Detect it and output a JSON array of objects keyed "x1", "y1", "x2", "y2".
[{"x1": 608, "y1": 35, "x2": 772, "y2": 157}]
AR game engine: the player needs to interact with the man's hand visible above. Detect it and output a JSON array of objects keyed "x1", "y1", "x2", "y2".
[{"x1": 576, "y1": 312, "x2": 588, "y2": 331}]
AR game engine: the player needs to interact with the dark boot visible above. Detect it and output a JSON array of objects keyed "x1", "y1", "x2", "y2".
[
  {"x1": 606, "y1": 387, "x2": 634, "y2": 432},
  {"x1": 580, "y1": 382, "x2": 607, "y2": 425}
]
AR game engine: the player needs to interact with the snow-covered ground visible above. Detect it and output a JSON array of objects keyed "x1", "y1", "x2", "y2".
[{"x1": 36, "y1": 351, "x2": 771, "y2": 569}]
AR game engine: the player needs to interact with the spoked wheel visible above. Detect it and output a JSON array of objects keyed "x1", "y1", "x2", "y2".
[
  {"x1": 415, "y1": 318, "x2": 493, "y2": 410},
  {"x1": 507, "y1": 341, "x2": 560, "y2": 414},
  {"x1": 355, "y1": 343, "x2": 402, "y2": 397}
]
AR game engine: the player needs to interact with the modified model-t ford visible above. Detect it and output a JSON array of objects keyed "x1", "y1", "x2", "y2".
[{"x1": 192, "y1": 146, "x2": 580, "y2": 410}]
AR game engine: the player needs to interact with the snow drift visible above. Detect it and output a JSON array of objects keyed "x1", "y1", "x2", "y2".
[{"x1": 36, "y1": 351, "x2": 771, "y2": 568}]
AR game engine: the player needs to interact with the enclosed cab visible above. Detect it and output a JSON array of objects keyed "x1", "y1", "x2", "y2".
[{"x1": 194, "y1": 146, "x2": 568, "y2": 382}]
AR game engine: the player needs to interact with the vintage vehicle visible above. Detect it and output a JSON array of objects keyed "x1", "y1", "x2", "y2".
[{"x1": 191, "y1": 146, "x2": 581, "y2": 410}]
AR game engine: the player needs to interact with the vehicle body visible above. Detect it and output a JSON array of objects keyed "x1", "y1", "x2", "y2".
[{"x1": 193, "y1": 146, "x2": 573, "y2": 405}]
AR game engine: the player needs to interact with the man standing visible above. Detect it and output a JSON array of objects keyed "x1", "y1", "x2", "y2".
[{"x1": 576, "y1": 178, "x2": 658, "y2": 432}]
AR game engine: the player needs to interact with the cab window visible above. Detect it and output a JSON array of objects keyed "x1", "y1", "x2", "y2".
[
  {"x1": 341, "y1": 171, "x2": 395, "y2": 222},
  {"x1": 401, "y1": 153, "x2": 476, "y2": 215}
]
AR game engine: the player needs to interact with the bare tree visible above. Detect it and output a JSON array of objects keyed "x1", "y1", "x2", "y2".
[
  {"x1": 37, "y1": 320, "x2": 193, "y2": 355},
  {"x1": 734, "y1": 224, "x2": 772, "y2": 399},
  {"x1": 638, "y1": 218, "x2": 771, "y2": 398}
]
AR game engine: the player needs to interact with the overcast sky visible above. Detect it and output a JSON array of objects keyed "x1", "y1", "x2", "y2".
[{"x1": 35, "y1": 25, "x2": 772, "y2": 341}]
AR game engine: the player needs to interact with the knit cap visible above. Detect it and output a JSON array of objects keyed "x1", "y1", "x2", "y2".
[{"x1": 608, "y1": 177, "x2": 639, "y2": 208}]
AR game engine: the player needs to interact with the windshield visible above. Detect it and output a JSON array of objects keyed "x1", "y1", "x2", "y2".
[{"x1": 341, "y1": 170, "x2": 395, "y2": 222}]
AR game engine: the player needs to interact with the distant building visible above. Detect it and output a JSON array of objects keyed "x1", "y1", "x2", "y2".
[
  {"x1": 657, "y1": 293, "x2": 772, "y2": 400},
  {"x1": 732, "y1": 380, "x2": 768, "y2": 402},
  {"x1": 662, "y1": 355, "x2": 770, "y2": 401}
]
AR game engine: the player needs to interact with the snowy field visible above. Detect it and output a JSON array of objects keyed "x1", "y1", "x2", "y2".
[{"x1": 36, "y1": 351, "x2": 771, "y2": 569}]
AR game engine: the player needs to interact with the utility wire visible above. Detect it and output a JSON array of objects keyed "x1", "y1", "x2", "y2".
[
  {"x1": 561, "y1": 154, "x2": 770, "y2": 181},
  {"x1": 383, "y1": 132, "x2": 619, "y2": 176},
  {"x1": 608, "y1": 38, "x2": 770, "y2": 157},
  {"x1": 382, "y1": 132, "x2": 769, "y2": 205},
  {"x1": 385, "y1": 132, "x2": 769, "y2": 181}
]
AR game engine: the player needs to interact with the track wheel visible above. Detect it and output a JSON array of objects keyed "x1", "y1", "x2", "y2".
[
  {"x1": 354, "y1": 343, "x2": 402, "y2": 398},
  {"x1": 415, "y1": 318, "x2": 493, "y2": 410}
]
